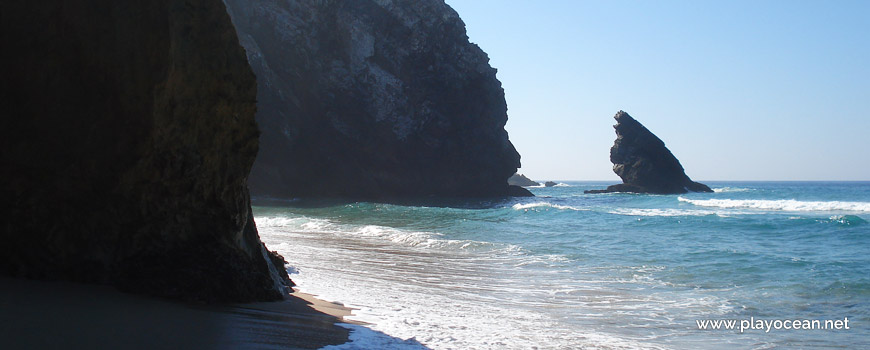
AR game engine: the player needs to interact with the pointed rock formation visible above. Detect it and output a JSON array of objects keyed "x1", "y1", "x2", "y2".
[
  {"x1": 585, "y1": 111, "x2": 712, "y2": 194},
  {"x1": 223, "y1": 0, "x2": 531, "y2": 198}
]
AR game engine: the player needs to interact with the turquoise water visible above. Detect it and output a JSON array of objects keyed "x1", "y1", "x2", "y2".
[{"x1": 254, "y1": 182, "x2": 870, "y2": 349}]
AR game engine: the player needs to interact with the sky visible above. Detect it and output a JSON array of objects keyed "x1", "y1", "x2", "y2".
[{"x1": 444, "y1": 0, "x2": 870, "y2": 181}]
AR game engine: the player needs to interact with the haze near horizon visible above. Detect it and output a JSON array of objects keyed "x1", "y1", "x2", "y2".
[{"x1": 446, "y1": 0, "x2": 870, "y2": 182}]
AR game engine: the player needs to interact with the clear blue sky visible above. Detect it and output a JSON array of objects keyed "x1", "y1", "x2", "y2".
[{"x1": 445, "y1": 0, "x2": 870, "y2": 181}]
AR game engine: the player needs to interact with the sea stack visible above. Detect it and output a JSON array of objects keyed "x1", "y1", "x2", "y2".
[
  {"x1": 1, "y1": 0, "x2": 288, "y2": 302},
  {"x1": 223, "y1": 0, "x2": 531, "y2": 198},
  {"x1": 508, "y1": 173, "x2": 541, "y2": 187},
  {"x1": 585, "y1": 111, "x2": 713, "y2": 194}
]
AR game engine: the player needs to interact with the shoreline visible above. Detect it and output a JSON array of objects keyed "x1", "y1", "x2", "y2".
[
  {"x1": 288, "y1": 289, "x2": 362, "y2": 325},
  {"x1": 0, "y1": 277, "x2": 352, "y2": 349}
]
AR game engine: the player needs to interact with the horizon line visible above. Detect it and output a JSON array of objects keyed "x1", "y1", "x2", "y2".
[{"x1": 527, "y1": 179, "x2": 870, "y2": 183}]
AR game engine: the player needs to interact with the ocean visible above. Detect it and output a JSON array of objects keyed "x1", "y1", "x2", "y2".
[{"x1": 253, "y1": 182, "x2": 870, "y2": 349}]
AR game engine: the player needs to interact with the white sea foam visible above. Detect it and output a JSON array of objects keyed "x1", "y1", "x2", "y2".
[
  {"x1": 608, "y1": 208, "x2": 744, "y2": 217},
  {"x1": 256, "y1": 216, "x2": 335, "y2": 230},
  {"x1": 350, "y1": 225, "x2": 501, "y2": 250},
  {"x1": 353, "y1": 225, "x2": 436, "y2": 245},
  {"x1": 678, "y1": 197, "x2": 870, "y2": 212},
  {"x1": 712, "y1": 187, "x2": 751, "y2": 193},
  {"x1": 512, "y1": 202, "x2": 586, "y2": 211},
  {"x1": 301, "y1": 218, "x2": 335, "y2": 231},
  {"x1": 257, "y1": 216, "x2": 511, "y2": 252},
  {"x1": 254, "y1": 216, "x2": 306, "y2": 227},
  {"x1": 321, "y1": 324, "x2": 429, "y2": 350}
]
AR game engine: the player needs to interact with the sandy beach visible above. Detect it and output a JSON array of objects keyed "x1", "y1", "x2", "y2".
[{"x1": 0, "y1": 277, "x2": 351, "y2": 349}]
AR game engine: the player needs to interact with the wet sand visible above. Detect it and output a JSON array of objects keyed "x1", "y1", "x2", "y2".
[{"x1": 0, "y1": 277, "x2": 351, "y2": 349}]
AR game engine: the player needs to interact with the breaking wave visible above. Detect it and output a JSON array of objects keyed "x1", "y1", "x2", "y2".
[
  {"x1": 678, "y1": 197, "x2": 870, "y2": 212},
  {"x1": 512, "y1": 202, "x2": 586, "y2": 211},
  {"x1": 608, "y1": 208, "x2": 744, "y2": 217},
  {"x1": 256, "y1": 216, "x2": 512, "y2": 251},
  {"x1": 712, "y1": 187, "x2": 751, "y2": 193}
]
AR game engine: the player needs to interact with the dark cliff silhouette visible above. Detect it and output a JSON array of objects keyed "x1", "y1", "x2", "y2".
[
  {"x1": 223, "y1": 0, "x2": 531, "y2": 199},
  {"x1": 0, "y1": 0, "x2": 288, "y2": 302}
]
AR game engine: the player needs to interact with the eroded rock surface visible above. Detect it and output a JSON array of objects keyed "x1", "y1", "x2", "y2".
[
  {"x1": 223, "y1": 0, "x2": 531, "y2": 198},
  {"x1": 585, "y1": 111, "x2": 712, "y2": 194},
  {"x1": 1, "y1": 0, "x2": 288, "y2": 302}
]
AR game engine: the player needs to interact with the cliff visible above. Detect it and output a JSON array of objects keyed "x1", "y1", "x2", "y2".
[
  {"x1": 223, "y1": 0, "x2": 531, "y2": 198},
  {"x1": 585, "y1": 111, "x2": 713, "y2": 194},
  {"x1": 0, "y1": 0, "x2": 288, "y2": 302}
]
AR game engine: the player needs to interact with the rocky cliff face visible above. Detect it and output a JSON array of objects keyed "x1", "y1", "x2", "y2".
[
  {"x1": 1, "y1": 0, "x2": 288, "y2": 302},
  {"x1": 586, "y1": 111, "x2": 712, "y2": 194},
  {"x1": 223, "y1": 0, "x2": 530, "y2": 198}
]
